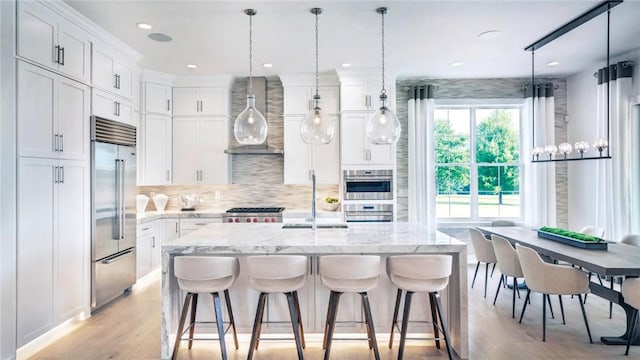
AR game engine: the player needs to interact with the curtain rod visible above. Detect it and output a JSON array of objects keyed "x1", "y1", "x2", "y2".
[
  {"x1": 592, "y1": 60, "x2": 635, "y2": 77},
  {"x1": 524, "y1": 0, "x2": 622, "y2": 52}
]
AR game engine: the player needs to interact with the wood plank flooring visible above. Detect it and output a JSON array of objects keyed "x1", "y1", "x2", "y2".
[{"x1": 29, "y1": 266, "x2": 633, "y2": 359}]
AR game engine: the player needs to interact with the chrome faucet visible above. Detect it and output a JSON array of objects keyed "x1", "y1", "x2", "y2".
[{"x1": 311, "y1": 170, "x2": 317, "y2": 230}]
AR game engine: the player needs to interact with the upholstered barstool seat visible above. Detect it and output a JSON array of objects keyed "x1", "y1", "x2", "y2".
[
  {"x1": 172, "y1": 256, "x2": 240, "y2": 360},
  {"x1": 319, "y1": 255, "x2": 381, "y2": 360},
  {"x1": 387, "y1": 255, "x2": 454, "y2": 360},
  {"x1": 246, "y1": 255, "x2": 308, "y2": 360}
]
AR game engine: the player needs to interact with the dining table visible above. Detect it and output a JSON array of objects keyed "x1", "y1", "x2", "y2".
[{"x1": 478, "y1": 226, "x2": 640, "y2": 346}]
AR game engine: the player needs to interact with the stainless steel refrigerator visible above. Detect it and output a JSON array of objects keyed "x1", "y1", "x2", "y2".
[{"x1": 91, "y1": 116, "x2": 137, "y2": 310}]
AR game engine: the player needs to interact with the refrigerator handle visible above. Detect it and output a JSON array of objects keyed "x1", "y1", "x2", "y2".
[
  {"x1": 120, "y1": 159, "x2": 126, "y2": 240},
  {"x1": 114, "y1": 159, "x2": 121, "y2": 240}
]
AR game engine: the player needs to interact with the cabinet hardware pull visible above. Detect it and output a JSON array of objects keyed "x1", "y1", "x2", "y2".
[
  {"x1": 60, "y1": 166, "x2": 64, "y2": 184},
  {"x1": 114, "y1": 73, "x2": 118, "y2": 88},
  {"x1": 195, "y1": 223, "x2": 207, "y2": 226},
  {"x1": 60, "y1": 47, "x2": 65, "y2": 66},
  {"x1": 166, "y1": 170, "x2": 170, "y2": 181},
  {"x1": 167, "y1": 99, "x2": 170, "y2": 111},
  {"x1": 117, "y1": 74, "x2": 121, "y2": 89},
  {"x1": 54, "y1": 166, "x2": 58, "y2": 184},
  {"x1": 54, "y1": 45, "x2": 60, "y2": 64},
  {"x1": 60, "y1": 134, "x2": 64, "y2": 152},
  {"x1": 54, "y1": 134, "x2": 59, "y2": 152},
  {"x1": 114, "y1": 101, "x2": 118, "y2": 116},
  {"x1": 152, "y1": 236, "x2": 156, "y2": 248},
  {"x1": 117, "y1": 102, "x2": 121, "y2": 116},
  {"x1": 142, "y1": 227, "x2": 150, "y2": 231},
  {"x1": 175, "y1": 222, "x2": 178, "y2": 233}
]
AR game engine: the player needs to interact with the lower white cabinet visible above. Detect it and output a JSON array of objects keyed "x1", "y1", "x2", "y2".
[
  {"x1": 163, "y1": 218, "x2": 180, "y2": 243},
  {"x1": 92, "y1": 89, "x2": 135, "y2": 127},
  {"x1": 141, "y1": 114, "x2": 172, "y2": 185},
  {"x1": 283, "y1": 116, "x2": 340, "y2": 184},
  {"x1": 179, "y1": 218, "x2": 221, "y2": 236},
  {"x1": 137, "y1": 220, "x2": 160, "y2": 279},
  {"x1": 17, "y1": 157, "x2": 89, "y2": 347}
]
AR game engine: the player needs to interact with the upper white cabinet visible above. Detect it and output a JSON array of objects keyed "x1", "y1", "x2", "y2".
[
  {"x1": 340, "y1": 112, "x2": 394, "y2": 165},
  {"x1": 92, "y1": 89, "x2": 135, "y2": 127},
  {"x1": 145, "y1": 83, "x2": 172, "y2": 115},
  {"x1": 173, "y1": 87, "x2": 229, "y2": 116},
  {"x1": 92, "y1": 42, "x2": 135, "y2": 100},
  {"x1": 18, "y1": 62, "x2": 90, "y2": 161},
  {"x1": 283, "y1": 86, "x2": 340, "y2": 115},
  {"x1": 340, "y1": 78, "x2": 395, "y2": 112},
  {"x1": 284, "y1": 115, "x2": 340, "y2": 184},
  {"x1": 173, "y1": 117, "x2": 229, "y2": 184},
  {"x1": 17, "y1": 1, "x2": 91, "y2": 83},
  {"x1": 140, "y1": 114, "x2": 172, "y2": 185}
]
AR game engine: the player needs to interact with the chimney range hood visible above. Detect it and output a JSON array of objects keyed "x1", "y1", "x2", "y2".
[{"x1": 225, "y1": 77, "x2": 284, "y2": 155}]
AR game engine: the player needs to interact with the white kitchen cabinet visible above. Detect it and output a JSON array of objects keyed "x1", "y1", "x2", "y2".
[
  {"x1": 179, "y1": 218, "x2": 221, "y2": 236},
  {"x1": 141, "y1": 114, "x2": 172, "y2": 185},
  {"x1": 17, "y1": 1, "x2": 91, "y2": 83},
  {"x1": 17, "y1": 157, "x2": 89, "y2": 347},
  {"x1": 283, "y1": 86, "x2": 340, "y2": 115},
  {"x1": 18, "y1": 61, "x2": 89, "y2": 161},
  {"x1": 283, "y1": 115, "x2": 340, "y2": 184},
  {"x1": 145, "y1": 82, "x2": 172, "y2": 115},
  {"x1": 173, "y1": 117, "x2": 229, "y2": 185},
  {"x1": 340, "y1": 112, "x2": 394, "y2": 165},
  {"x1": 92, "y1": 89, "x2": 135, "y2": 127},
  {"x1": 163, "y1": 218, "x2": 180, "y2": 243},
  {"x1": 136, "y1": 221, "x2": 160, "y2": 279},
  {"x1": 340, "y1": 78, "x2": 396, "y2": 112},
  {"x1": 92, "y1": 42, "x2": 134, "y2": 100},
  {"x1": 173, "y1": 87, "x2": 229, "y2": 116}
]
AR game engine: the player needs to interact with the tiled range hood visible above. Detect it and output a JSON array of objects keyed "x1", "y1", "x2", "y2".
[{"x1": 225, "y1": 77, "x2": 283, "y2": 155}]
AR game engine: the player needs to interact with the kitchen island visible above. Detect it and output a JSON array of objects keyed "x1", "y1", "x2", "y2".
[{"x1": 161, "y1": 222, "x2": 468, "y2": 359}]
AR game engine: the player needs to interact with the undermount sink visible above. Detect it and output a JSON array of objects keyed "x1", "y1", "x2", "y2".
[{"x1": 282, "y1": 223, "x2": 349, "y2": 229}]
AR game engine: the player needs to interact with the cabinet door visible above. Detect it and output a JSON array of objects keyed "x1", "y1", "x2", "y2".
[
  {"x1": 17, "y1": 1, "x2": 57, "y2": 71},
  {"x1": 92, "y1": 89, "x2": 118, "y2": 119},
  {"x1": 284, "y1": 117, "x2": 310, "y2": 184},
  {"x1": 57, "y1": 17, "x2": 90, "y2": 83},
  {"x1": 91, "y1": 45, "x2": 115, "y2": 92},
  {"x1": 340, "y1": 83, "x2": 368, "y2": 111},
  {"x1": 340, "y1": 113, "x2": 367, "y2": 164},
  {"x1": 172, "y1": 88, "x2": 199, "y2": 116},
  {"x1": 145, "y1": 83, "x2": 172, "y2": 115},
  {"x1": 199, "y1": 118, "x2": 229, "y2": 184},
  {"x1": 162, "y1": 219, "x2": 180, "y2": 243},
  {"x1": 150, "y1": 233, "x2": 161, "y2": 269},
  {"x1": 143, "y1": 115, "x2": 172, "y2": 185},
  {"x1": 283, "y1": 87, "x2": 312, "y2": 115},
  {"x1": 172, "y1": 118, "x2": 200, "y2": 184},
  {"x1": 314, "y1": 116, "x2": 340, "y2": 184},
  {"x1": 116, "y1": 99, "x2": 135, "y2": 127},
  {"x1": 18, "y1": 62, "x2": 56, "y2": 159},
  {"x1": 57, "y1": 78, "x2": 90, "y2": 160},
  {"x1": 113, "y1": 58, "x2": 133, "y2": 100},
  {"x1": 17, "y1": 158, "x2": 55, "y2": 346},
  {"x1": 199, "y1": 88, "x2": 228, "y2": 115},
  {"x1": 136, "y1": 234, "x2": 153, "y2": 279},
  {"x1": 56, "y1": 160, "x2": 88, "y2": 321},
  {"x1": 369, "y1": 142, "x2": 394, "y2": 165}
]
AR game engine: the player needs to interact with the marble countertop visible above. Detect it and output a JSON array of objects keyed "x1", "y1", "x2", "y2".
[
  {"x1": 162, "y1": 222, "x2": 466, "y2": 255},
  {"x1": 137, "y1": 208, "x2": 343, "y2": 224}
]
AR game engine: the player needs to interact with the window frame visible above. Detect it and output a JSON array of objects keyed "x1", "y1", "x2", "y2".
[{"x1": 434, "y1": 99, "x2": 524, "y2": 222}]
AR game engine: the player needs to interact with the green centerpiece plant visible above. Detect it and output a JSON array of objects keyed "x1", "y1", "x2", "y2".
[{"x1": 539, "y1": 226, "x2": 602, "y2": 242}]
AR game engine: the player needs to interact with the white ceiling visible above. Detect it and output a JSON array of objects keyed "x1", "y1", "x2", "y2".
[{"x1": 65, "y1": 0, "x2": 640, "y2": 79}]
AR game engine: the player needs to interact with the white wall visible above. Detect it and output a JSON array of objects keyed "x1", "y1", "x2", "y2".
[{"x1": 567, "y1": 48, "x2": 640, "y2": 233}]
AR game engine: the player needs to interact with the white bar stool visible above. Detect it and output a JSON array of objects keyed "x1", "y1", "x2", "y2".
[
  {"x1": 172, "y1": 256, "x2": 240, "y2": 360},
  {"x1": 246, "y1": 255, "x2": 308, "y2": 360},
  {"x1": 387, "y1": 255, "x2": 454, "y2": 360},
  {"x1": 319, "y1": 255, "x2": 381, "y2": 360}
]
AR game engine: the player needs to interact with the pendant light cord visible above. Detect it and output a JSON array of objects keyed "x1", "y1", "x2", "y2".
[
  {"x1": 315, "y1": 10, "x2": 319, "y2": 102},
  {"x1": 380, "y1": 8, "x2": 386, "y2": 96},
  {"x1": 248, "y1": 11, "x2": 254, "y2": 95}
]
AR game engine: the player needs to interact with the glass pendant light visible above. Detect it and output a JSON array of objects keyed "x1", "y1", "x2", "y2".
[
  {"x1": 367, "y1": 7, "x2": 401, "y2": 145},
  {"x1": 300, "y1": 8, "x2": 334, "y2": 145},
  {"x1": 234, "y1": 9, "x2": 268, "y2": 145}
]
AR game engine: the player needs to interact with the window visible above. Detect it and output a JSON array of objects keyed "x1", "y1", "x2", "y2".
[{"x1": 435, "y1": 105, "x2": 521, "y2": 220}]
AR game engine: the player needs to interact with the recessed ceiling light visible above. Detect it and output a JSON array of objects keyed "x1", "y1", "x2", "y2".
[
  {"x1": 478, "y1": 30, "x2": 503, "y2": 40},
  {"x1": 137, "y1": 23, "x2": 152, "y2": 30},
  {"x1": 451, "y1": 61, "x2": 464, "y2": 67},
  {"x1": 262, "y1": 63, "x2": 273, "y2": 68},
  {"x1": 186, "y1": 64, "x2": 197, "y2": 69},
  {"x1": 148, "y1": 33, "x2": 172, "y2": 42},
  {"x1": 547, "y1": 61, "x2": 560, "y2": 67},
  {"x1": 341, "y1": 63, "x2": 352, "y2": 67}
]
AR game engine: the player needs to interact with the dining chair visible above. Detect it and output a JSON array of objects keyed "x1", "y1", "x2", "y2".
[
  {"x1": 491, "y1": 220, "x2": 516, "y2": 227},
  {"x1": 608, "y1": 234, "x2": 640, "y2": 318},
  {"x1": 491, "y1": 235, "x2": 524, "y2": 318},
  {"x1": 516, "y1": 244, "x2": 593, "y2": 343},
  {"x1": 469, "y1": 228, "x2": 497, "y2": 298}
]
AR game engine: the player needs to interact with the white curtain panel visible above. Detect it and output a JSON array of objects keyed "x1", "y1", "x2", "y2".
[
  {"x1": 407, "y1": 86, "x2": 436, "y2": 232},
  {"x1": 595, "y1": 62, "x2": 635, "y2": 241},
  {"x1": 523, "y1": 86, "x2": 557, "y2": 227}
]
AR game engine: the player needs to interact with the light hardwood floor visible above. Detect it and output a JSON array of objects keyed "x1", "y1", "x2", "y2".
[{"x1": 29, "y1": 266, "x2": 633, "y2": 359}]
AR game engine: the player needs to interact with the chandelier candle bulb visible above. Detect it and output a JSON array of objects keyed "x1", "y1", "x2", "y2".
[
  {"x1": 532, "y1": 146, "x2": 544, "y2": 161},
  {"x1": 544, "y1": 144, "x2": 557, "y2": 160},
  {"x1": 574, "y1": 141, "x2": 590, "y2": 158},
  {"x1": 593, "y1": 138, "x2": 609, "y2": 156},
  {"x1": 558, "y1": 142, "x2": 572, "y2": 158}
]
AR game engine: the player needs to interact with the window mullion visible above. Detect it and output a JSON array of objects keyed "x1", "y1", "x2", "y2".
[{"x1": 470, "y1": 107, "x2": 478, "y2": 220}]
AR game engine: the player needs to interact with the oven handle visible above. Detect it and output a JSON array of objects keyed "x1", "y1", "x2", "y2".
[{"x1": 344, "y1": 177, "x2": 393, "y2": 182}]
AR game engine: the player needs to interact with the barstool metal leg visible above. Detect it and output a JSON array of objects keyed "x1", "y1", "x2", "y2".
[
  {"x1": 248, "y1": 293, "x2": 267, "y2": 360},
  {"x1": 293, "y1": 290, "x2": 306, "y2": 349},
  {"x1": 361, "y1": 292, "x2": 381, "y2": 360},
  {"x1": 398, "y1": 291, "x2": 413, "y2": 360},
  {"x1": 323, "y1": 291, "x2": 342, "y2": 360},
  {"x1": 322, "y1": 291, "x2": 336, "y2": 350},
  {"x1": 389, "y1": 289, "x2": 403, "y2": 348},
  {"x1": 428, "y1": 293, "x2": 441, "y2": 349},
  {"x1": 432, "y1": 292, "x2": 454, "y2": 360},
  {"x1": 362, "y1": 296, "x2": 374, "y2": 349},
  {"x1": 286, "y1": 292, "x2": 305, "y2": 360},
  {"x1": 187, "y1": 293, "x2": 198, "y2": 350},
  {"x1": 224, "y1": 289, "x2": 239, "y2": 350},
  {"x1": 254, "y1": 293, "x2": 268, "y2": 350},
  {"x1": 172, "y1": 293, "x2": 193, "y2": 360},
  {"x1": 212, "y1": 292, "x2": 228, "y2": 360}
]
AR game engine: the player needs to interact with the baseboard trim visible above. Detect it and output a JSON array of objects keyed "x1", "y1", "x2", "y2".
[{"x1": 16, "y1": 313, "x2": 85, "y2": 360}]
